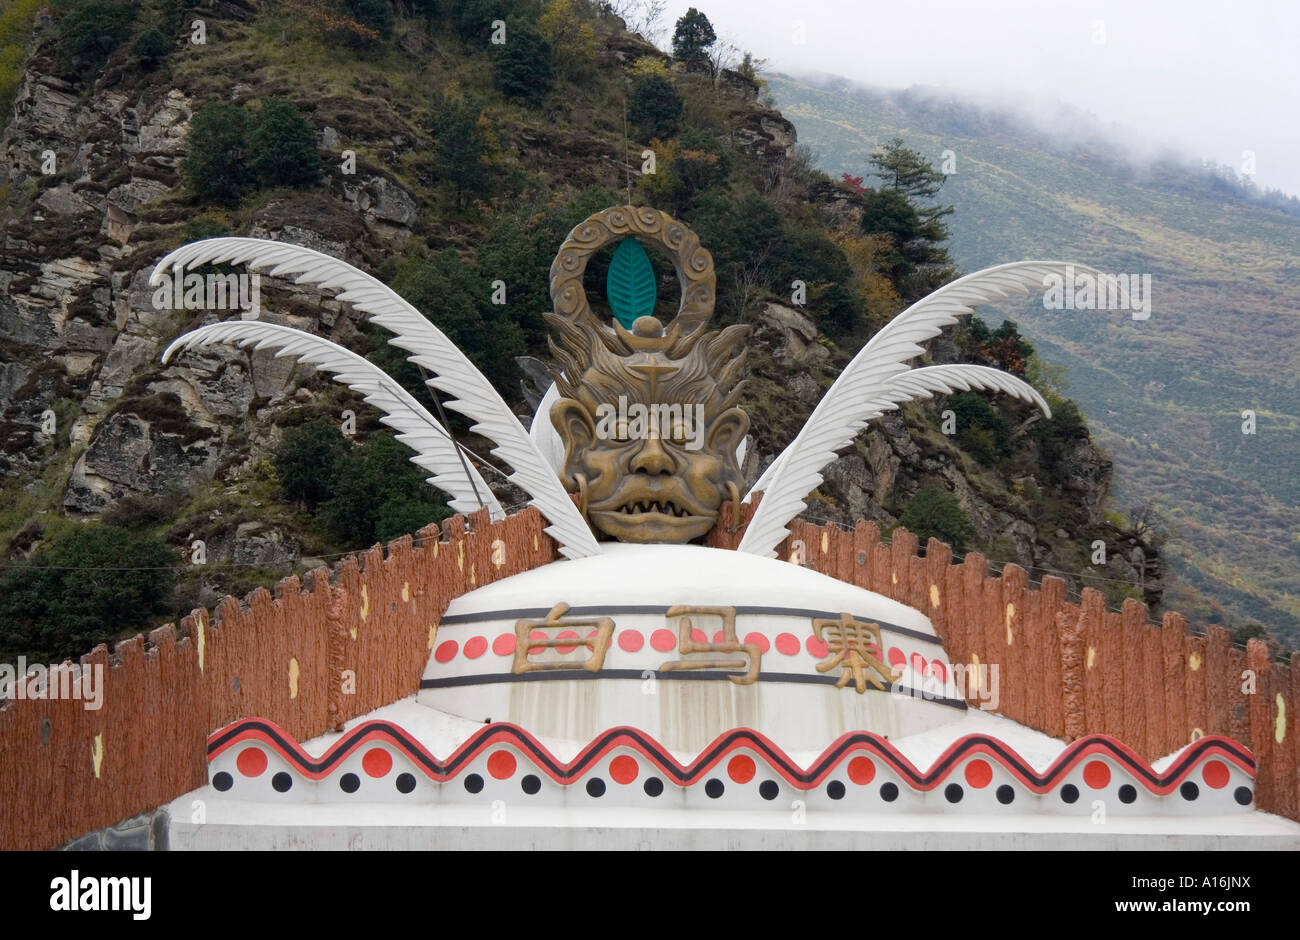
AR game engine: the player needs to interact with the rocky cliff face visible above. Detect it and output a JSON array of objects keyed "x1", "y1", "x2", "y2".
[{"x1": 0, "y1": 9, "x2": 1158, "y2": 616}]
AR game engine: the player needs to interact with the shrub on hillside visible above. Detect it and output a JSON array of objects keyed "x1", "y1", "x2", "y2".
[
  {"x1": 895, "y1": 485, "x2": 976, "y2": 554},
  {"x1": 491, "y1": 19, "x2": 553, "y2": 103},
  {"x1": 628, "y1": 72, "x2": 682, "y2": 139},
  {"x1": 131, "y1": 27, "x2": 171, "y2": 70},
  {"x1": 182, "y1": 98, "x2": 321, "y2": 204},
  {"x1": 181, "y1": 101, "x2": 251, "y2": 203},
  {"x1": 390, "y1": 248, "x2": 525, "y2": 382},
  {"x1": 248, "y1": 97, "x2": 323, "y2": 188},
  {"x1": 429, "y1": 95, "x2": 490, "y2": 208},
  {"x1": 52, "y1": 0, "x2": 136, "y2": 74},
  {"x1": 0, "y1": 523, "x2": 177, "y2": 665},
  {"x1": 274, "y1": 419, "x2": 351, "y2": 509},
  {"x1": 273, "y1": 420, "x2": 451, "y2": 549}
]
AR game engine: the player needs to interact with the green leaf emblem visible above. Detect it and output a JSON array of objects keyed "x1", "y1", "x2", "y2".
[{"x1": 605, "y1": 238, "x2": 657, "y2": 328}]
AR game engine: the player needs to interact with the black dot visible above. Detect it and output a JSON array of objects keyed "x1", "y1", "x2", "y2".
[
  {"x1": 759, "y1": 780, "x2": 779, "y2": 801},
  {"x1": 1180, "y1": 781, "x2": 1199, "y2": 801},
  {"x1": 339, "y1": 773, "x2": 360, "y2": 793},
  {"x1": 944, "y1": 783, "x2": 963, "y2": 803},
  {"x1": 1060, "y1": 784, "x2": 1079, "y2": 804},
  {"x1": 521, "y1": 774, "x2": 541, "y2": 795},
  {"x1": 827, "y1": 780, "x2": 845, "y2": 800},
  {"x1": 1234, "y1": 786, "x2": 1253, "y2": 806},
  {"x1": 272, "y1": 772, "x2": 292, "y2": 793},
  {"x1": 464, "y1": 773, "x2": 484, "y2": 794},
  {"x1": 644, "y1": 777, "x2": 664, "y2": 797},
  {"x1": 396, "y1": 773, "x2": 416, "y2": 794},
  {"x1": 586, "y1": 777, "x2": 606, "y2": 797},
  {"x1": 212, "y1": 771, "x2": 233, "y2": 792},
  {"x1": 996, "y1": 785, "x2": 1015, "y2": 805},
  {"x1": 880, "y1": 782, "x2": 899, "y2": 802},
  {"x1": 1118, "y1": 784, "x2": 1137, "y2": 804},
  {"x1": 705, "y1": 778, "x2": 724, "y2": 799}
]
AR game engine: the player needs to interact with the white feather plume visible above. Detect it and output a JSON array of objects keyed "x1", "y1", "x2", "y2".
[
  {"x1": 162, "y1": 320, "x2": 505, "y2": 520},
  {"x1": 738, "y1": 261, "x2": 1091, "y2": 557},
  {"x1": 748, "y1": 364, "x2": 1051, "y2": 496},
  {"x1": 152, "y1": 238, "x2": 601, "y2": 559}
]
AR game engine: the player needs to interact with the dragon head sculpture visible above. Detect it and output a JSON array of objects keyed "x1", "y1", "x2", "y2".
[{"x1": 546, "y1": 206, "x2": 749, "y2": 543}]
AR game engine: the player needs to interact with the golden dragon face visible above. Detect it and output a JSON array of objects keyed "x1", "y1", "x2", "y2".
[{"x1": 546, "y1": 207, "x2": 749, "y2": 544}]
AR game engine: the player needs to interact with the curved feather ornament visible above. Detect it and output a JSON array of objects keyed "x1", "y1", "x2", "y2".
[
  {"x1": 738, "y1": 261, "x2": 1093, "y2": 557},
  {"x1": 152, "y1": 238, "x2": 600, "y2": 559},
  {"x1": 747, "y1": 363, "x2": 1051, "y2": 496},
  {"x1": 162, "y1": 320, "x2": 504, "y2": 521}
]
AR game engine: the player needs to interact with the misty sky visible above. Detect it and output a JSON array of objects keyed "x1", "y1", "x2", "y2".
[{"x1": 657, "y1": 0, "x2": 1300, "y2": 196}]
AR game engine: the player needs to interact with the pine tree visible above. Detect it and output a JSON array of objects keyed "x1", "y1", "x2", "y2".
[
  {"x1": 181, "y1": 101, "x2": 252, "y2": 204},
  {"x1": 430, "y1": 96, "x2": 489, "y2": 208},
  {"x1": 671, "y1": 7, "x2": 715, "y2": 64},
  {"x1": 491, "y1": 19, "x2": 555, "y2": 103},
  {"x1": 860, "y1": 137, "x2": 956, "y2": 302},
  {"x1": 248, "y1": 97, "x2": 323, "y2": 189}
]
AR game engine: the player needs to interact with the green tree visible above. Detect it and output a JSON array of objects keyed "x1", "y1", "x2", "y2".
[
  {"x1": 274, "y1": 419, "x2": 349, "y2": 509},
  {"x1": 52, "y1": 0, "x2": 136, "y2": 73},
  {"x1": 956, "y1": 318, "x2": 1034, "y2": 376},
  {"x1": 671, "y1": 7, "x2": 715, "y2": 65},
  {"x1": 390, "y1": 248, "x2": 525, "y2": 381},
  {"x1": 860, "y1": 138, "x2": 956, "y2": 303},
  {"x1": 628, "y1": 72, "x2": 682, "y2": 139},
  {"x1": 946, "y1": 391, "x2": 1011, "y2": 466},
  {"x1": 491, "y1": 19, "x2": 554, "y2": 103},
  {"x1": 0, "y1": 523, "x2": 176, "y2": 665},
  {"x1": 248, "y1": 97, "x2": 323, "y2": 189},
  {"x1": 476, "y1": 186, "x2": 622, "y2": 351},
  {"x1": 430, "y1": 95, "x2": 489, "y2": 208},
  {"x1": 131, "y1": 28, "x2": 170, "y2": 70},
  {"x1": 871, "y1": 136, "x2": 949, "y2": 200},
  {"x1": 319, "y1": 434, "x2": 451, "y2": 547},
  {"x1": 181, "y1": 101, "x2": 252, "y2": 204},
  {"x1": 896, "y1": 485, "x2": 977, "y2": 553}
]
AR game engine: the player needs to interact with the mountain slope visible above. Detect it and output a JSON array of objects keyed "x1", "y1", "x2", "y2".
[{"x1": 770, "y1": 73, "x2": 1300, "y2": 645}]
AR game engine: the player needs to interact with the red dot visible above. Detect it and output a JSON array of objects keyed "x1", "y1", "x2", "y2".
[
  {"x1": 618, "y1": 630, "x2": 645, "y2": 652},
  {"x1": 775, "y1": 633, "x2": 799, "y2": 655},
  {"x1": 362, "y1": 747, "x2": 392, "y2": 778},
  {"x1": 236, "y1": 747, "x2": 267, "y2": 777},
  {"x1": 929, "y1": 660, "x2": 948, "y2": 683},
  {"x1": 887, "y1": 647, "x2": 906, "y2": 668},
  {"x1": 691, "y1": 628, "x2": 707, "y2": 644},
  {"x1": 556, "y1": 629, "x2": 580, "y2": 654},
  {"x1": 744, "y1": 632, "x2": 770, "y2": 653},
  {"x1": 806, "y1": 635, "x2": 829, "y2": 658},
  {"x1": 727, "y1": 754, "x2": 756, "y2": 784},
  {"x1": 964, "y1": 758, "x2": 992, "y2": 788},
  {"x1": 1083, "y1": 760, "x2": 1111, "y2": 789},
  {"x1": 651, "y1": 629, "x2": 676, "y2": 652},
  {"x1": 463, "y1": 636, "x2": 487, "y2": 659},
  {"x1": 434, "y1": 640, "x2": 459, "y2": 663},
  {"x1": 1202, "y1": 759, "x2": 1230, "y2": 789},
  {"x1": 848, "y1": 756, "x2": 875, "y2": 785},
  {"x1": 487, "y1": 750, "x2": 516, "y2": 780},
  {"x1": 609, "y1": 755, "x2": 639, "y2": 784},
  {"x1": 713, "y1": 630, "x2": 725, "y2": 644},
  {"x1": 911, "y1": 652, "x2": 928, "y2": 674},
  {"x1": 492, "y1": 633, "x2": 516, "y2": 656},
  {"x1": 528, "y1": 629, "x2": 547, "y2": 655}
]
